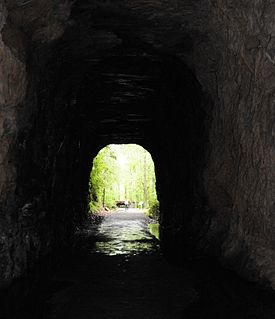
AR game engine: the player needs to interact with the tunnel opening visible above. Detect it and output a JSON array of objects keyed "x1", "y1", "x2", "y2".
[
  {"x1": 89, "y1": 144, "x2": 159, "y2": 216},
  {"x1": 89, "y1": 143, "x2": 160, "y2": 250}
]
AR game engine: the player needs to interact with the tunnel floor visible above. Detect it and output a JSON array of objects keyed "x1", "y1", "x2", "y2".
[
  {"x1": 46, "y1": 209, "x2": 197, "y2": 319},
  {"x1": 6, "y1": 209, "x2": 275, "y2": 319}
]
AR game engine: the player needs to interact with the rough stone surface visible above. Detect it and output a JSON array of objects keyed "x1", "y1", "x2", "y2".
[
  {"x1": 202, "y1": 1, "x2": 275, "y2": 286},
  {"x1": 0, "y1": 0, "x2": 72, "y2": 286},
  {"x1": 0, "y1": 0, "x2": 274, "y2": 291},
  {"x1": 0, "y1": 3, "x2": 28, "y2": 286}
]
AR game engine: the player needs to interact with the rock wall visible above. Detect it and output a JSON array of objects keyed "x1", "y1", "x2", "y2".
[
  {"x1": 0, "y1": 0, "x2": 73, "y2": 287},
  {"x1": 0, "y1": 3, "x2": 27, "y2": 287},
  {"x1": 201, "y1": 1, "x2": 275, "y2": 287},
  {"x1": 154, "y1": 0, "x2": 275, "y2": 288}
]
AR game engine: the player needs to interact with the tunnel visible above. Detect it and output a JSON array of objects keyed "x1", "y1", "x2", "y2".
[
  {"x1": 29, "y1": 28, "x2": 206, "y2": 265},
  {"x1": 0, "y1": 0, "x2": 275, "y2": 316}
]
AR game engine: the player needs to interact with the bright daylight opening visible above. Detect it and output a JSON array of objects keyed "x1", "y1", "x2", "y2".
[{"x1": 89, "y1": 144, "x2": 159, "y2": 223}]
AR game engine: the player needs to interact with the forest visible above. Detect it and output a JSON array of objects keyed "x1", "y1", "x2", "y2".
[{"x1": 89, "y1": 144, "x2": 159, "y2": 218}]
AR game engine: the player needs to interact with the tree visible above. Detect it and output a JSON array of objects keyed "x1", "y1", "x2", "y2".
[{"x1": 89, "y1": 146, "x2": 118, "y2": 211}]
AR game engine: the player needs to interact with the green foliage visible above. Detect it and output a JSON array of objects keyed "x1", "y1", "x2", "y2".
[
  {"x1": 89, "y1": 146, "x2": 118, "y2": 212},
  {"x1": 89, "y1": 200, "x2": 101, "y2": 214},
  {"x1": 148, "y1": 200, "x2": 160, "y2": 221},
  {"x1": 89, "y1": 144, "x2": 159, "y2": 216}
]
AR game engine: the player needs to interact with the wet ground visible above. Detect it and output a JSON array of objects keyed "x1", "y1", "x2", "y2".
[
  {"x1": 47, "y1": 209, "x2": 197, "y2": 319},
  {"x1": 2, "y1": 209, "x2": 275, "y2": 319}
]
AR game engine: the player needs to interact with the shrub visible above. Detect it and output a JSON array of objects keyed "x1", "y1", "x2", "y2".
[
  {"x1": 148, "y1": 201, "x2": 160, "y2": 221},
  {"x1": 89, "y1": 201, "x2": 101, "y2": 214}
]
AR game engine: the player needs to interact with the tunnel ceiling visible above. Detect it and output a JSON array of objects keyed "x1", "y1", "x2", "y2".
[
  {"x1": 57, "y1": 0, "x2": 201, "y2": 57},
  {"x1": 40, "y1": 0, "x2": 205, "y2": 146},
  {"x1": 77, "y1": 54, "x2": 162, "y2": 144},
  {"x1": 5, "y1": 0, "x2": 212, "y2": 148}
]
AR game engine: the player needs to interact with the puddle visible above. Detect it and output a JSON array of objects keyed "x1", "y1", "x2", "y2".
[{"x1": 91, "y1": 210, "x2": 159, "y2": 256}]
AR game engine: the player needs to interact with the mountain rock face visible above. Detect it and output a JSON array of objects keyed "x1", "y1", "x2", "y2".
[{"x1": 0, "y1": 0, "x2": 274, "y2": 289}]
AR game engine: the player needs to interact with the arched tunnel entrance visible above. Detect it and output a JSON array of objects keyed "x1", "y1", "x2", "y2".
[
  {"x1": 89, "y1": 144, "x2": 158, "y2": 214},
  {"x1": 1, "y1": 0, "x2": 275, "y2": 317},
  {"x1": 23, "y1": 35, "x2": 207, "y2": 264}
]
